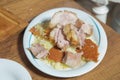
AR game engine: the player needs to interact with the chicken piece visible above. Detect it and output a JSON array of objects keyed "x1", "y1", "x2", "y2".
[
  {"x1": 63, "y1": 51, "x2": 83, "y2": 68},
  {"x1": 48, "y1": 47, "x2": 64, "y2": 62},
  {"x1": 81, "y1": 23, "x2": 93, "y2": 36},
  {"x1": 49, "y1": 11, "x2": 78, "y2": 28},
  {"x1": 29, "y1": 43, "x2": 49, "y2": 59}
]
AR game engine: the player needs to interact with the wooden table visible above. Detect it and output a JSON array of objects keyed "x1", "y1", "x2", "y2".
[{"x1": 0, "y1": 0, "x2": 120, "y2": 80}]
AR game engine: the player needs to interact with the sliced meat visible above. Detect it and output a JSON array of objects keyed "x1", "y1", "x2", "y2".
[
  {"x1": 56, "y1": 28, "x2": 69, "y2": 49},
  {"x1": 29, "y1": 43, "x2": 49, "y2": 59},
  {"x1": 63, "y1": 24, "x2": 79, "y2": 46},
  {"x1": 50, "y1": 25, "x2": 69, "y2": 49},
  {"x1": 75, "y1": 19, "x2": 84, "y2": 28},
  {"x1": 81, "y1": 23, "x2": 93, "y2": 36},
  {"x1": 49, "y1": 25, "x2": 60, "y2": 42},
  {"x1": 50, "y1": 11, "x2": 78, "y2": 28},
  {"x1": 63, "y1": 51, "x2": 83, "y2": 68},
  {"x1": 77, "y1": 28, "x2": 86, "y2": 46},
  {"x1": 48, "y1": 47, "x2": 64, "y2": 62}
]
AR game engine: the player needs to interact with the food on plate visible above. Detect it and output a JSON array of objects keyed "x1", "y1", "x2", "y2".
[
  {"x1": 48, "y1": 47, "x2": 64, "y2": 62},
  {"x1": 29, "y1": 11, "x2": 99, "y2": 70}
]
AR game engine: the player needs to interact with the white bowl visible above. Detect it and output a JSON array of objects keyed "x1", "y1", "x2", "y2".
[
  {"x1": 23, "y1": 7, "x2": 107, "y2": 78},
  {"x1": 0, "y1": 59, "x2": 32, "y2": 80}
]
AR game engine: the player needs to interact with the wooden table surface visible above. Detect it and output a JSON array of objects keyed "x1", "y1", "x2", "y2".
[{"x1": 0, "y1": 0, "x2": 120, "y2": 80}]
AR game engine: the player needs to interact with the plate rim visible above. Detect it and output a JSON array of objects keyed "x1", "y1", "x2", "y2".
[
  {"x1": 0, "y1": 59, "x2": 32, "y2": 80},
  {"x1": 23, "y1": 7, "x2": 108, "y2": 78}
]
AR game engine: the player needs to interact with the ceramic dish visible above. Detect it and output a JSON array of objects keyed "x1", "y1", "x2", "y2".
[
  {"x1": 0, "y1": 59, "x2": 32, "y2": 80},
  {"x1": 23, "y1": 7, "x2": 107, "y2": 77}
]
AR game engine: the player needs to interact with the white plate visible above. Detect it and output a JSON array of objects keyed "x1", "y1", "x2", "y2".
[
  {"x1": 0, "y1": 59, "x2": 32, "y2": 80},
  {"x1": 23, "y1": 7, "x2": 107, "y2": 78}
]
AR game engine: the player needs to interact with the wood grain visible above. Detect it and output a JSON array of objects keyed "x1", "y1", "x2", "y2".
[
  {"x1": 0, "y1": 0, "x2": 120, "y2": 80},
  {"x1": 0, "y1": 7, "x2": 27, "y2": 42}
]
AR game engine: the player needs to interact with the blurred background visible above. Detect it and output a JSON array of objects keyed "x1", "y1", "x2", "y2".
[{"x1": 76, "y1": 0, "x2": 120, "y2": 33}]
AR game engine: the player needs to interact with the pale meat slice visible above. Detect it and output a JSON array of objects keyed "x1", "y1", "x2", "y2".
[
  {"x1": 75, "y1": 23, "x2": 93, "y2": 46},
  {"x1": 63, "y1": 51, "x2": 83, "y2": 68},
  {"x1": 81, "y1": 23, "x2": 93, "y2": 36},
  {"x1": 57, "y1": 28, "x2": 69, "y2": 49},
  {"x1": 49, "y1": 25, "x2": 60, "y2": 41},
  {"x1": 50, "y1": 11, "x2": 78, "y2": 28},
  {"x1": 50, "y1": 25, "x2": 69, "y2": 49},
  {"x1": 63, "y1": 24, "x2": 79, "y2": 45},
  {"x1": 75, "y1": 19, "x2": 84, "y2": 28},
  {"x1": 76, "y1": 28, "x2": 86, "y2": 46},
  {"x1": 29, "y1": 43, "x2": 49, "y2": 59},
  {"x1": 63, "y1": 24, "x2": 86, "y2": 46}
]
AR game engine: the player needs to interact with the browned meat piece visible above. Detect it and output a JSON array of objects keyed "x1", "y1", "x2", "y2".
[
  {"x1": 49, "y1": 11, "x2": 78, "y2": 28},
  {"x1": 29, "y1": 43, "x2": 49, "y2": 59},
  {"x1": 62, "y1": 51, "x2": 83, "y2": 68}
]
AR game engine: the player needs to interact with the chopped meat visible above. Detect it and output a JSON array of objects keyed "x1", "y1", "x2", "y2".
[
  {"x1": 63, "y1": 24, "x2": 79, "y2": 45},
  {"x1": 29, "y1": 43, "x2": 49, "y2": 59},
  {"x1": 50, "y1": 11, "x2": 78, "y2": 28},
  {"x1": 82, "y1": 39, "x2": 99, "y2": 62},
  {"x1": 63, "y1": 51, "x2": 83, "y2": 68},
  {"x1": 50, "y1": 25, "x2": 69, "y2": 49},
  {"x1": 75, "y1": 19, "x2": 84, "y2": 28},
  {"x1": 49, "y1": 25, "x2": 60, "y2": 41},
  {"x1": 48, "y1": 47, "x2": 64, "y2": 62},
  {"x1": 77, "y1": 28, "x2": 86, "y2": 46},
  {"x1": 81, "y1": 23, "x2": 93, "y2": 36}
]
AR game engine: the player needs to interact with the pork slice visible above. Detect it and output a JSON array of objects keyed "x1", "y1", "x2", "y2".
[
  {"x1": 49, "y1": 25, "x2": 60, "y2": 43},
  {"x1": 50, "y1": 11, "x2": 78, "y2": 28},
  {"x1": 56, "y1": 28, "x2": 69, "y2": 49},
  {"x1": 29, "y1": 43, "x2": 49, "y2": 59},
  {"x1": 63, "y1": 24, "x2": 79, "y2": 45},
  {"x1": 75, "y1": 19, "x2": 84, "y2": 28},
  {"x1": 50, "y1": 25, "x2": 69, "y2": 49},
  {"x1": 77, "y1": 29, "x2": 86, "y2": 46},
  {"x1": 63, "y1": 51, "x2": 83, "y2": 68},
  {"x1": 81, "y1": 23, "x2": 93, "y2": 36}
]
